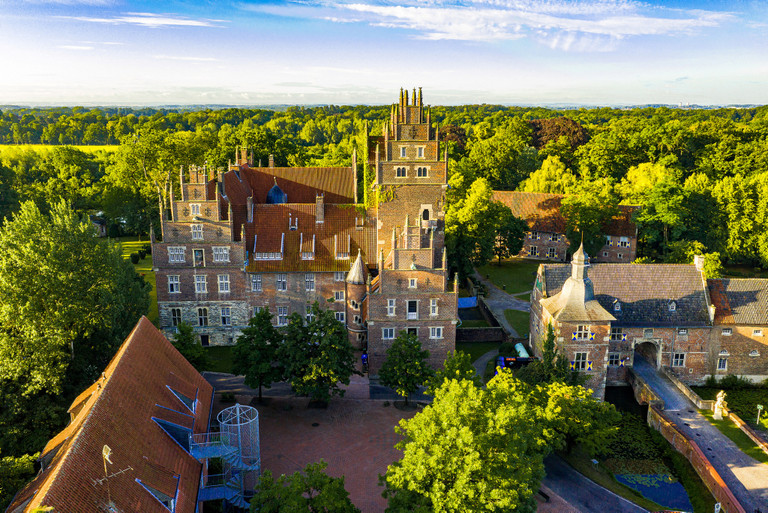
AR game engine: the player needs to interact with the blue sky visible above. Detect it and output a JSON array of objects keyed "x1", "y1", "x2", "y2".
[{"x1": 0, "y1": 0, "x2": 766, "y2": 106}]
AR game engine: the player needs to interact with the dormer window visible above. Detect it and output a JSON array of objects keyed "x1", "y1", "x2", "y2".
[
  {"x1": 613, "y1": 301, "x2": 621, "y2": 312},
  {"x1": 289, "y1": 215, "x2": 298, "y2": 231},
  {"x1": 750, "y1": 350, "x2": 760, "y2": 357},
  {"x1": 718, "y1": 349, "x2": 730, "y2": 356},
  {"x1": 669, "y1": 301, "x2": 677, "y2": 312}
]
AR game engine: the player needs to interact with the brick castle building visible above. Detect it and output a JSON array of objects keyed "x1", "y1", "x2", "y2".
[
  {"x1": 530, "y1": 246, "x2": 768, "y2": 398},
  {"x1": 152, "y1": 88, "x2": 457, "y2": 375}
]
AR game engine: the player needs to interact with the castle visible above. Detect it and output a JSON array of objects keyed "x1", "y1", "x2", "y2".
[{"x1": 152, "y1": 88, "x2": 458, "y2": 374}]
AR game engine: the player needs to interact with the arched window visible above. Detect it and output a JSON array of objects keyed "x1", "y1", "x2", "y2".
[{"x1": 422, "y1": 209, "x2": 429, "y2": 221}]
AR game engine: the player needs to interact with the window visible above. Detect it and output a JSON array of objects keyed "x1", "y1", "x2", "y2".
[
  {"x1": 606, "y1": 235, "x2": 612, "y2": 246},
  {"x1": 430, "y1": 298, "x2": 438, "y2": 316},
  {"x1": 396, "y1": 167, "x2": 407, "y2": 177},
  {"x1": 400, "y1": 146, "x2": 406, "y2": 158},
  {"x1": 430, "y1": 327, "x2": 443, "y2": 339},
  {"x1": 546, "y1": 248, "x2": 556, "y2": 258},
  {"x1": 417, "y1": 147, "x2": 424, "y2": 158},
  {"x1": 277, "y1": 274, "x2": 287, "y2": 291},
  {"x1": 168, "y1": 275, "x2": 180, "y2": 293},
  {"x1": 422, "y1": 209, "x2": 429, "y2": 221},
  {"x1": 677, "y1": 328, "x2": 688, "y2": 336},
  {"x1": 407, "y1": 327, "x2": 418, "y2": 336},
  {"x1": 387, "y1": 299, "x2": 396, "y2": 316},
  {"x1": 251, "y1": 274, "x2": 262, "y2": 292},
  {"x1": 610, "y1": 327, "x2": 624, "y2": 341},
  {"x1": 549, "y1": 233, "x2": 558, "y2": 241},
  {"x1": 221, "y1": 306, "x2": 231, "y2": 326},
  {"x1": 212, "y1": 246, "x2": 230, "y2": 262},
  {"x1": 603, "y1": 251, "x2": 609, "y2": 257},
  {"x1": 253, "y1": 306, "x2": 263, "y2": 317},
  {"x1": 669, "y1": 301, "x2": 677, "y2": 312},
  {"x1": 409, "y1": 278, "x2": 417, "y2": 289},
  {"x1": 277, "y1": 306, "x2": 288, "y2": 326},
  {"x1": 530, "y1": 231, "x2": 540, "y2": 240},
  {"x1": 193, "y1": 249, "x2": 204, "y2": 267},
  {"x1": 306, "y1": 304, "x2": 314, "y2": 323},
  {"x1": 171, "y1": 308, "x2": 182, "y2": 327},
  {"x1": 334, "y1": 290, "x2": 345, "y2": 301},
  {"x1": 618, "y1": 236, "x2": 630, "y2": 248},
  {"x1": 191, "y1": 224, "x2": 203, "y2": 240},
  {"x1": 609, "y1": 353, "x2": 620, "y2": 366},
  {"x1": 335, "y1": 311, "x2": 345, "y2": 323},
  {"x1": 417, "y1": 167, "x2": 427, "y2": 177},
  {"x1": 575, "y1": 325, "x2": 589, "y2": 340},
  {"x1": 305, "y1": 273, "x2": 315, "y2": 291},
  {"x1": 350, "y1": 300, "x2": 359, "y2": 310},
  {"x1": 198, "y1": 308, "x2": 208, "y2": 326},
  {"x1": 717, "y1": 357, "x2": 728, "y2": 371},
  {"x1": 354, "y1": 315, "x2": 361, "y2": 323},
  {"x1": 643, "y1": 328, "x2": 654, "y2": 339},
  {"x1": 190, "y1": 203, "x2": 200, "y2": 216},
  {"x1": 750, "y1": 350, "x2": 760, "y2": 357},
  {"x1": 753, "y1": 329, "x2": 764, "y2": 337},
  {"x1": 529, "y1": 246, "x2": 539, "y2": 257},
  {"x1": 218, "y1": 274, "x2": 230, "y2": 293},
  {"x1": 168, "y1": 246, "x2": 185, "y2": 263},
  {"x1": 382, "y1": 328, "x2": 395, "y2": 340},
  {"x1": 194, "y1": 275, "x2": 207, "y2": 293},
  {"x1": 617, "y1": 253, "x2": 624, "y2": 259},
  {"x1": 334, "y1": 271, "x2": 346, "y2": 282},
  {"x1": 672, "y1": 352, "x2": 685, "y2": 367},
  {"x1": 407, "y1": 300, "x2": 418, "y2": 320},
  {"x1": 722, "y1": 328, "x2": 732, "y2": 336},
  {"x1": 613, "y1": 301, "x2": 621, "y2": 312},
  {"x1": 574, "y1": 352, "x2": 587, "y2": 371}
]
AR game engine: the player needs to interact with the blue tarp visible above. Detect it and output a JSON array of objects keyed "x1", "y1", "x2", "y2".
[{"x1": 458, "y1": 297, "x2": 478, "y2": 309}]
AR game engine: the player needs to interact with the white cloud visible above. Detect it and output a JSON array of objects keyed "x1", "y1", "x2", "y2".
[
  {"x1": 154, "y1": 55, "x2": 219, "y2": 62},
  {"x1": 57, "y1": 44, "x2": 94, "y2": 50},
  {"x1": 58, "y1": 12, "x2": 228, "y2": 28}
]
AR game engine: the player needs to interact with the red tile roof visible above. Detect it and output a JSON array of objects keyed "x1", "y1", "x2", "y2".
[
  {"x1": 492, "y1": 191, "x2": 638, "y2": 237},
  {"x1": 8, "y1": 317, "x2": 212, "y2": 513}
]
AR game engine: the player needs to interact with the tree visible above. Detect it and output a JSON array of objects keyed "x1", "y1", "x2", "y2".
[
  {"x1": 560, "y1": 179, "x2": 620, "y2": 257},
  {"x1": 0, "y1": 452, "x2": 37, "y2": 511},
  {"x1": 171, "y1": 322, "x2": 208, "y2": 371},
  {"x1": 492, "y1": 203, "x2": 527, "y2": 264},
  {"x1": 702, "y1": 252, "x2": 724, "y2": 279},
  {"x1": 519, "y1": 156, "x2": 577, "y2": 194},
  {"x1": 250, "y1": 460, "x2": 360, "y2": 513},
  {"x1": 233, "y1": 308, "x2": 283, "y2": 402},
  {"x1": 634, "y1": 178, "x2": 687, "y2": 257},
  {"x1": 466, "y1": 118, "x2": 536, "y2": 190},
  {"x1": 516, "y1": 323, "x2": 581, "y2": 386},
  {"x1": 279, "y1": 303, "x2": 357, "y2": 404},
  {"x1": 383, "y1": 372, "x2": 618, "y2": 513},
  {"x1": 379, "y1": 331, "x2": 433, "y2": 406},
  {"x1": 426, "y1": 350, "x2": 480, "y2": 395}
]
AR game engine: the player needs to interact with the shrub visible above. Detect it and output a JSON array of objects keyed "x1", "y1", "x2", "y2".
[
  {"x1": 129, "y1": 252, "x2": 140, "y2": 264},
  {"x1": 498, "y1": 342, "x2": 517, "y2": 355},
  {"x1": 144, "y1": 243, "x2": 152, "y2": 255},
  {"x1": 220, "y1": 392, "x2": 235, "y2": 403},
  {"x1": 137, "y1": 249, "x2": 146, "y2": 260}
]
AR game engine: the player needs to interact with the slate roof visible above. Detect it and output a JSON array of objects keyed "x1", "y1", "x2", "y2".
[
  {"x1": 244, "y1": 204, "x2": 377, "y2": 273},
  {"x1": 491, "y1": 191, "x2": 639, "y2": 237},
  {"x1": 708, "y1": 279, "x2": 768, "y2": 326},
  {"x1": 8, "y1": 317, "x2": 212, "y2": 513},
  {"x1": 541, "y1": 263, "x2": 711, "y2": 326}
]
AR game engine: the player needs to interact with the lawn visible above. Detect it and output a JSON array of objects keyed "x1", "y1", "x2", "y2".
[
  {"x1": 476, "y1": 258, "x2": 540, "y2": 295},
  {"x1": 700, "y1": 410, "x2": 768, "y2": 464},
  {"x1": 204, "y1": 346, "x2": 235, "y2": 374},
  {"x1": 455, "y1": 341, "x2": 500, "y2": 363},
  {"x1": 692, "y1": 385, "x2": 768, "y2": 431},
  {"x1": 112, "y1": 236, "x2": 158, "y2": 324},
  {"x1": 504, "y1": 309, "x2": 530, "y2": 338}
]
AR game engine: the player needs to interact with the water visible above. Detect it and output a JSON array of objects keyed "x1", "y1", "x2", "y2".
[{"x1": 615, "y1": 474, "x2": 693, "y2": 512}]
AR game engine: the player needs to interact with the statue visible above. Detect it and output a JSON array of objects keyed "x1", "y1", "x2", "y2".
[{"x1": 713, "y1": 390, "x2": 727, "y2": 420}]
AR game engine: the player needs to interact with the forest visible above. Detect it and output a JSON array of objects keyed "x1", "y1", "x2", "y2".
[{"x1": 1, "y1": 101, "x2": 768, "y2": 270}]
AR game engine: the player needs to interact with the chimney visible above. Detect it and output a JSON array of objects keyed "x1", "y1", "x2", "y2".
[
  {"x1": 418, "y1": 87, "x2": 422, "y2": 107},
  {"x1": 694, "y1": 254, "x2": 705, "y2": 271},
  {"x1": 268, "y1": 154, "x2": 275, "y2": 168},
  {"x1": 316, "y1": 193, "x2": 324, "y2": 224},
  {"x1": 412, "y1": 88, "x2": 416, "y2": 106},
  {"x1": 247, "y1": 196, "x2": 253, "y2": 223}
]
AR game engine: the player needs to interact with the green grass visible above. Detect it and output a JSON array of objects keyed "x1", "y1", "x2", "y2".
[
  {"x1": 503, "y1": 309, "x2": 530, "y2": 338},
  {"x1": 692, "y1": 386, "x2": 768, "y2": 431},
  {"x1": 559, "y1": 448, "x2": 668, "y2": 512},
  {"x1": 111, "y1": 236, "x2": 158, "y2": 324},
  {"x1": 459, "y1": 319, "x2": 491, "y2": 328},
  {"x1": 476, "y1": 258, "x2": 540, "y2": 295},
  {"x1": 204, "y1": 346, "x2": 235, "y2": 374},
  {"x1": 455, "y1": 341, "x2": 500, "y2": 363},
  {"x1": 700, "y1": 410, "x2": 768, "y2": 464},
  {"x1": 0, "y1": 143, "x2": 119, "y2": 154}
]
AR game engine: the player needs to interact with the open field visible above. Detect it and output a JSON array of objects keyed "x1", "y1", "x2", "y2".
[{"x1": 476, "y1": 258, "x2": 540, "y2": 295}]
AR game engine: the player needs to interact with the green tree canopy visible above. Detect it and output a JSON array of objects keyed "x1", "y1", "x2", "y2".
[
  {"x1": 171, "y1": 322, "x2": 209, "y2": 371},
  {"x1": 251, "y1": 460, "x2": 360, "y2": 513},
  {"x1": 233, "y1": 308, "x2": 284, "y2": 402},
  {"x1": 519, "y1": 156, "x2": 577, "y2": 194},
  {"x1": 560, "y1": 179, "x2": 620, "y2": 257},
  {"x1": 379, "y1": 331, "x2": 433, "y2": 405},
  {"x1": 426, "y1": 350, "x2": 480, "y2": 395}
]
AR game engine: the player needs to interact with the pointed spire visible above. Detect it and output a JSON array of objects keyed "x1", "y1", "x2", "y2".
[
  {"x1": 346, "y1": 249, "x2": 366, "y2": 284},
  {"x1": 571, "y1": 242, "x2": 589, "y2": 280}
]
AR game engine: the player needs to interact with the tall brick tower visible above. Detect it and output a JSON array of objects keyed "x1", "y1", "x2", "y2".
[{"x1": 366, "y1": 88, "x2": 457, "y2": 375}]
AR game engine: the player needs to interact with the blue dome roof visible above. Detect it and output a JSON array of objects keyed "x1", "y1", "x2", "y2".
[{"x1": 266, "y1": 180, "x2": 287, "y2": 204}]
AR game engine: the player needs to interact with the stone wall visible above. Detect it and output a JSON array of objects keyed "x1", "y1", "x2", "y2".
[{"x1": 456, "y1": 327, "x2": 506, "y2": 343}]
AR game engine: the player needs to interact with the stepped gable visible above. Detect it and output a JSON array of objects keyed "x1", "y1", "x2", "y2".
[
  {"x1": 709, "y1": 278, "x2": 768, "y2": 325},
  {"x1": 492, "y1": 191, "x2": 638, "y2": 237},
  {"x1": 244, "y1": 204, "x2": 376, "y2": 273},
  {"x1": 8, "y1": 317, "x2": 213, "y2": 513},
  {"x1": 542, "y1": 263, "x2": 710, "y2": 326}
]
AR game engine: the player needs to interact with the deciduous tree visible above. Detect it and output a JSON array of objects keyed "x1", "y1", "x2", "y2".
[
  {"x1": 379, "y1": 331, "x2": 433, "y2": 405},
  {"x1": 233, "y1": 308, "x2": 284, "y2": 402},
  {"x1": 171, "y1": 322, "x2": 209, "y2": 371},
  {"x1": 426, "y1": 350, "x2": 480, "y2": 394}
]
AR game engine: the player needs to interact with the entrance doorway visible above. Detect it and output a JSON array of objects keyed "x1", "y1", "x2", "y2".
[
  {"x1": 200, "y1": 334, "x2": 209, "y2": 347},
  {"x1": 634, "y1": 341, "x2": 658, "y2": 368}
]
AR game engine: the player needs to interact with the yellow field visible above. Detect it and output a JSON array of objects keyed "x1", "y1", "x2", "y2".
[{"x1": 0, "y1": 144, "x2": 119, "y2": 154}]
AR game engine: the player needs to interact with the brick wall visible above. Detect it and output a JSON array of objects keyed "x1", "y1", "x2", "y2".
[
  {"x1": 556, "y1": 321, "x2": 611, "y2": 398},
  {"x1": 716, "y1": 325, "x2": 768, "y2": 380}
]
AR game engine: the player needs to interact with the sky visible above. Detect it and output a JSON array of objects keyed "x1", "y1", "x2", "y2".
[{"x1": 0, "y1": 0, "x2": 766, "y2": 106}]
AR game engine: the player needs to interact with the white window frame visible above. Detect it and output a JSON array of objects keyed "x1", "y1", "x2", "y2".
[
  {"x1": 251, "y1": 274, "x2": 262, "y2": 292},
  {"x1": 416, "y1": 166, "x2": 428, "y2": 177},
  {"x1": 409, "y1": 278, "x2": 417, "y2": 289},
  {"x1": 672, "y1": 352, "x2": 685, "y2": 367},
  {"x1": 530, "y1": 231, "x2": 540, "y2": 240},
  {"x1": 277, "y1": 306, "x2": 288, "y2": 326},
  {"x1": 618, "y1": 253, "x2": 624, "y2": 259},
  {"x1": 574, "y1": 352, "x2": 588, "y2": 371},
  {"x1": 171, "y1": 308, "x2": 182, "y2": 327},
  {"x1": 717, "y1": 357, "x2": 728, "y2": 371},
  {"x1": 334, "y1": 271, "x2": 346, "y2": 282},
  {"x1": 212, "y1": 246, "x2": 230, "y2": 262},
  {"x1": 335, "y1": 311, "x2": 345, "y2": 323},
  {"x1": 168, "y1": 275, "x2": 180, "y2": 294},
  {"x1": 253, "y1": 306, "x2": 263, "y2": 317},
  {"x1": 191, "y1": 224, "x2": 203, "y2": 240},
  {"x1": 677, "y1": 328, "x2": 688, "y2": 336},
  {"x1": 430, "y1": 298, "x2": 438, "y2": 316},
  {"x1": 387, "y1": 299, "x2": 396, "y2": 316},
  {"x1": 575, "y1": 325, "x2": 589, "y2": 340},
  {"x1": 546, "y1": 248, "x2": 556, "y2": 258},
  {"x1": 221, "y1": 306, "x2": 231, "y2": 326},
  {"x1": 194, "y1": 275, "x2": 207, "y2": 293},
  {"x1": 417, "y1": 146, "x2": 424, "y2": 158},
  {"x1": 168, "y1": 246, "x2": 185, "y2": 263},
  {"x1": 306, "y1": 304, "x2": 314, "y2": 323},
  {"x1": 608, "y1": 353, "x2": 620, "y2": 366},
  {"x1": 198, "y1": 307, "x2": 208, "y2": 326},
  {"x1": 407, "y1": 300, "x2": 419, "y2": 320},
  {"x1": 396, "y1": 167, "x2": 407, "y2": 178},
  {"x1": 382, "y1": 328, "x2": 395, "y2": 340},
  {"x1": 277, "y1": 274, "x2": 287, "y2": 291},
  {"x1": 610, "y1": 327, "x2": 623, "y2": 341},
  {"x1": 218, "y1": 274, "x2": 230, "y2": 293},
  {"x1": 305, "y1": 273, "x2": 315, "y2": 292},
  {"x1": 529, "y1": 246, "x2": 539, "y2": 257},
  {"x1": 190, "y1": 203, "x2": 200, "y2": 216},
  {"x1": 430, "y1": 326, "x2": 443, "y2": 339},
  {"x1": 722, "y1": 328, "x2": 732, "y2": 336},
  {"x1": 618, "y1": 236, "x2": 630, "y2": 248},
  {"x1": 400, "y1": 146, "x2": 406, "y2": 158},
  {"x1": 334, "y1": 290, "x2": 345, "y2": 301},
  {"x1": 753, "y1": 329, "x2": 764, "y2": 337}
]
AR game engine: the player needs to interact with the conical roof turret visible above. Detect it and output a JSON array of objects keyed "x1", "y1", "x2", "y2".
[{"x1": 346, "y1": 249, "x2": 366, "y2": 285}]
